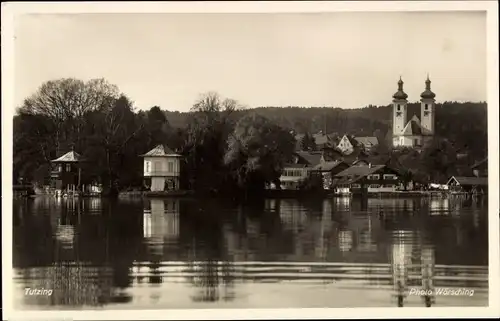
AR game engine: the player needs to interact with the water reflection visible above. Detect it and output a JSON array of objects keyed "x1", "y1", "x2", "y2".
[{"x1": 13, "y1": 196, "x2": 488, "y2": 309}]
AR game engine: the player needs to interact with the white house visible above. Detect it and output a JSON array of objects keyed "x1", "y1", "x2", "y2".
[
  {"x1": 337, "y1": 135, "x2": 356, "y2": 155},
  {"x1": 392, "y1": 76, "x2": 436, "y2": 148},
  {"x1": 140, "y1": 144, "x2": 182, "y2": 192}
]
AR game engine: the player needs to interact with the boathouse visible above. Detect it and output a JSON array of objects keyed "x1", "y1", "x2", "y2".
[
  {"x1": 140, "y1": 144, "x2": 182, "y2": 192},
  {"x1": 50, "y1": 149, "x2": 86, "y2": 196},
  {"x1": 446, "y1": 176, "x2": 488, "y2": 194}
]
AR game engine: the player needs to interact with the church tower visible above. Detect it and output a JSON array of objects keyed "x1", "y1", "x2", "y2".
[
  {"x1": 392, "y1": 77, "x2": 408, "y2": 145},
  {"x1": 420, "y1": 74, "x2": 436, "y2": 135}
]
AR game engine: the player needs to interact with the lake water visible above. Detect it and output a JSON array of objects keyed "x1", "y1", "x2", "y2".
[{"x1": 12, "y1": 196, "x2": 489, "y2": 309}]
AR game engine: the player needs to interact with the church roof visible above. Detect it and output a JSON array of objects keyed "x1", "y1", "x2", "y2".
[
  {"x1": 400, "y1": 115, "x2": 432, "y2": 136},
  {"x1": 51, "y1": 151, "x2": 85, "y2": 163},
  {"x1": 140, "y1": 144, "x2": 181, "y2": 157}
]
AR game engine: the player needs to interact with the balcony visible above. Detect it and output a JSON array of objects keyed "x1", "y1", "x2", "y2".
[
  {"x1": 144, "y1": 171, "x2": 180, "y2": 177},
  {"x1": 50, "y1": 170, "x2": 62, "y2": 178}
]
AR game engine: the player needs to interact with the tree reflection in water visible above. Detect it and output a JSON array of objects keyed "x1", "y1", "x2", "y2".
[{"x1": 184, "y1": 218, "x2": 237, "y2": 303}]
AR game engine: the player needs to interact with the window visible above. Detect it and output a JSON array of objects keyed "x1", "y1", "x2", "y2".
[
  {"x1": 424, "y1": 111, "x2": 430, "y2": 116},
  {"x1": 414, "y1": 139, "x2": 418, "y2": 146},
  {"x1": 66, "y1": 164, "x2": 71, "y2": 172},
  {"x1": 58, "y1": 164, "x2": 62, "y2": 172},
  {"x1": 370, "y1": 184, "x2": 380, "y2": 188},
  {"x1": 425, "y1": 104, "x2": 428, "y2": 110},
  {"x1": 145, "y1": 161, "x2": 151, "y2": 172},
  {"x1": 168, "y1": 162, "x2": 174, "y2": 173},
  {"x1": 368, "y1": 174, "x2": 380, "y2": 180},
  {"x1": 153, "y1": 161, "x2": 161, "y2": 172},
  {"x1": 383, "y1": 174, "x2": 397, "y2": 180},
  {"x1": 397, "y1": 105, "x2": 401, "y2": 111},
  {"x1": 351, "y1": 184, "x2": 361, "y2": 188}
]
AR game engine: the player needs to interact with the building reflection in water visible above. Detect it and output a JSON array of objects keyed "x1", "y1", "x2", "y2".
[
  {"x1": 339, "y1": 230, "x2": 353, "y2": 253},
  {"x1": 389, "y1": 229, "x2": 436, "y2": 307},
  {"x1": 337, "y1": 196, "x2": 351, "y2": 211},
  {"x1": 143, "y1": 199, "x2": 180, "y2": 256},
  {"x1": 314, "y1": 200, "x2": 334, "y2": 260},
  {"x1": 430, "y1": 197, "x2": 450, "y2": 215},
  {"x1": 390, "y1": 230, "x2": 414, "y2": 307}
]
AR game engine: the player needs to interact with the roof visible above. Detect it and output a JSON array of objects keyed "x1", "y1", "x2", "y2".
[
  {"x1": 333, "y1": 164, "x2": 392, "y2": 185},
  {"x1": 340, "y1": 134, "x2": 359, "y2": 147},
  {"x1": 471, "y1": 157, "x2": 488, "y2": 170},
  {"x1": 313, "y1": 133, "x2": 330, "y2": 146},
  {"x1": 393, "y1": 78, "x2": 408, "y2": 100},
  {"x1": 335, "y1": 164, "x2": 386, "y2": 178},
  {"x1": 295, "y1": 133, "x2": 338, "y2": 150},
  {"x1": 400, "y1": 115, "x2": 432, "y2": 136},
  {"x1": 284, "y1": 163, "x2": 309, "y2": 169},
  {"x1": 354, "y1": 136, "x2": 379, "y2": 147},
  {"x1": 420, "y1": 77, "x2": 436, "y2": 99},
  {"x1": 140, "y1": 144, "x2": 181, "y2": 157},
  {"x1": 295, "y1": 151, "x2": 323, "y2": 167},
  {"x1": 51, "y1": 151, "x2": 85, "y2": 163},
  {"x1": 447, "y1": 176, "x2": 488, "y2": 186},
  {"x1": 313, "y1": 160, "x2": 347, "y2": 171}
]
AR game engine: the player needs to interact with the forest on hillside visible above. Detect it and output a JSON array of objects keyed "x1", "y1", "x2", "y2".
[
  {"x1": 13, "y1": 77, "x2": 488, "y2": 195},
  {"x1": 166, "y1": 101, "x2": 488, "y2": 157}
]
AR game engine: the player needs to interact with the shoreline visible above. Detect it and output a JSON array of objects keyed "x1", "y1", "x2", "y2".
[{"x1": 16, "y1": 190, "x2": 487, "y2": 200}]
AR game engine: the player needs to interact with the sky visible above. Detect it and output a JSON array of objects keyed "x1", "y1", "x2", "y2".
[{"x1": 14, "y1": 11, "x2": 487, "y2": 112}]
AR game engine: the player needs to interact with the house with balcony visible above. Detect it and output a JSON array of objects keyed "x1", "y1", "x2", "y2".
[
  {"x1": 332, "y1": 164, "x2": 401, "y2": 195},
  {"x1": 277, "y1": 151, "x2": 325, "y2": 190},
  {"x1": 140, "y1": 144, "x2": 182, "y2": 192}
]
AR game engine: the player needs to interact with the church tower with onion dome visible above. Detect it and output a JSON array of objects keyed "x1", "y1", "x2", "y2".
[
  {"x1": 420, "y1": 74, "x2": 436, "y2": 137},
  {"x1": 392, "y1": 77, "x2": 408, "y2": 146}
]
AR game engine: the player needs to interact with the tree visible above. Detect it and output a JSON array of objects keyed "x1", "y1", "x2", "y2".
[
  {"x1": 182, "y1": 92, "x2": 242, "y2": 193},
  {"x1": 145, "y1": 106, "x2": 171, "y2": 148},
  {"x1": 13, "y1": 113, "x2": 56, "y2": 183},
  {"x1": 94, "y1": 95, "x2": 144, "y2": 189},
  {"x1": 420, "y1": 137, "x2": 458, "y2": 183},
  {"x1": 224, "y1": 113, "x2": 296, "y2": 193},
  {"x1": 300, "y1": 133, "x2": 317, "y2": 151},
  {"x1": 19, "y1": 78, "x2": 120, "y2": 153}
]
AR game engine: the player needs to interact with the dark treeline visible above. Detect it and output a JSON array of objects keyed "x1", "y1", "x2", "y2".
[
  {"x1": 13, "y1": 78, "x2": 487, "y2": 195},
  {"x1": 13, "y1": 78, "x2": 295, "y2": 196}
]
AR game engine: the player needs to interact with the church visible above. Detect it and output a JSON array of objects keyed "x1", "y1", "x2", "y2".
[{"x1": 391, "y1": 76, "x2": 436, "y2": 148}]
